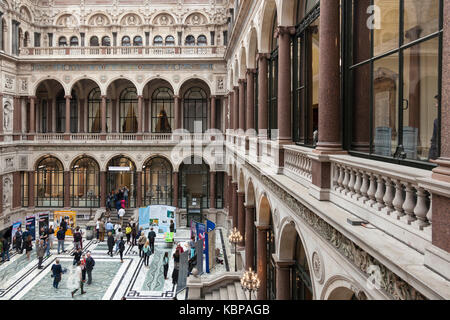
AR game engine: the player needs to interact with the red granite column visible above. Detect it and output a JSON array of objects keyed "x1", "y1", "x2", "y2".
[
  {"x1": 233, "y1": 86, "x2": 239, "y2": 131},
  {"x1": 227, "y1": 175, "x2": 233, "y2": 213},
  {"x1": 28, "y1": 171, "x2": 35, "y2": 208},
  {"x1": 238, "y1": 79, "x2": 246, "y2": 132},
  {"x1": 0, "y1": 175, "x2": 2, "y2": 215},
  {"x1": 48, "y1": 99, "x2": 54, "y2": 133},
  {"x1": 173, "y1": 172, "x2": 179, "y2": 208},
  {"x1": 112, "y1": 99, "x2": 117, "y2": 133},
  {"x1": 245, "y1": 205, "x2": 255, "y2": 270},
  {"x1": 13, "y1": 96, "x2": 22, "y2": 140},
  {"x1": 258, "y1": 53, "x2": 269, "y2": 138},
  {"x1": 100, "y1": 171, "x2": 107, "y2": 207},
  {"x1": 276, "y1": 27, "x2": 295, "y2": 143},
  {"x1": 64, "y1": 171, "x2": 70, "y2": 208},
  {"x1": 210, "y1": 96, "x2": 216, "y2": 130},
  {"x1": 430, "y1": 1, "x2": 450, "y2": 252},
  {"x1": 29, "y1": 96, "x2": 36, "y2": 134},
  {"x1": 136, "y1": 171, "x2": 142, "y2": 208},
  {"x1": 174, "y1": 96, "x2": 181, "y2": 130},
  {"x1": 316, "y1": 0, "x2": 342, "y2": 152},
  {"x1": 246, "y1": 69, "x2": 255, "y2": 132},
  {"x1": 228, "y1": 92, "x2": 234, "y2": 132},
  {"x1": 64, "y1": 95, "x2": 71, "y2": 135},
  {"x1": 13, "y1": 171, "x2": 21, "y2": 209},
  {"x1": 232, "y1": 182, "x2": 238, "y2": 228},
  {"x1": 101, "y1": 95, "x2": 107, "y2": 135},
  {"x1": 275, "y1": 260, "x2": 294, "y2": 300},
  {"x1": 256, "y1": 225, "x2": 268, "y2": 300},
  {"x1": 209, "y1": 171, "x2": 215, "y2": 209},
  {"x1": 223, "y1": 173, "x2": 228, "y2": 208},
  {"x1": 79, "y1": 99, "x2": 85, "y2": 133},
  {"x1": 0, "y1": 93, "x2": 3, "y2": 139},
  {"x1": 237, "y1": 192, "x2": 245, "y2": 246},
  {"x1": 138, "y1": 95, "x2": 143, "y2": 134}
]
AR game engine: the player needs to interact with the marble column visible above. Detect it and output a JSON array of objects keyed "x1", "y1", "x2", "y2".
[
  {"x1": 64, "y1": 95, "x2": 71, "y2": 134},
  {"x1": 79, "y1": 99, "x2": 85, "y2": 133},
  {"x1": 258, "y1": 53, "x2": 269, "y2": 137},
  {"x1": 256, "y1": 225, "x2": 268, "y2": 300},
  {"x1": 223, "y1": 172, "x2": 229, "y2": 209},
  {"x1": 112, "y1": 99, "x2": 117, "y2": 133},
  {"x1": 64, "y1": 171, "x2": 70, "y2": 208},
  {"x1": 223, "y1": 95, "x2": 229, "y2": 131},
  {"x1": 144, "y1": 99, "x2": 150, "y2": 133},
  {"x1": 316, "y1": 0, "x2": 342, "y2": 152},
  {"x1": 173, "y1": 172, "x2": 179, "y2": 208},
  {"x1": 246, "y1": 69, "x2": 255, "y2": 132},
  {"x1": 210, "y1": 96, "x2": 216, "y2": 130},
  {"x1": 48, "y1": 99, "x2": 54, "y2": 133},
  {"x1": 232, "y1": 182, "x2": 238, "y2": 228},
  {"x1": 136, "y1": 171, "x2": 142, "y2": 208},
  {"x1": 228, "y1": 92, "x2": 234, "y2": 132},
  {"x1": 101, "y1": 95, "x2": 107, "y2": 134},
  {"x1": 174, "y1": 95, "x2": 181, "y2": 130},
  {"x1": 209, "y1": 171, "x2": 215, "y2": 209},
  {"x1": 13, "y1": 96, "x2": 22, "y2": 138},
  {"x1": 100, "y1": 171, "x2": 106, "y2": 208},
  {"x1": 227, "y1": 175, "x2": 233, "y2": 213},
  {"x1": 245, "y1": 205, "x2": 255, "y2": 270},
  {"x1": 28, "y1": 171, "x2": 35, "y2": 208},
  {"x1": 276, "y1": 27, "x2": 295, "y2": 143},
  {"x1": 13, "y1": 171, "x2": 21, "y2": 209},
  {"x1": 29, "y1": 96, "x2": 36, "y2": 134},
  {"x1": 275, "y1": 260, "x2": 294, "y2": 300},
  {"x1": 237, "y1": 192, "x2": 245, "y2": 246},
  {"x1": 0, "y1": 93, "x2": 3, "y2": 140},
  {"x1": 238, "y1": 79, "x2": 246, "y2": 132},
  {"x1": 233, "y1": 86, "x2": 239, "y2": 131},
  {"x1": 138, "y1": 95, "x2": 143, "y2": 134},
  {"x1": 0, "y1": 175, "x2": 2, "y2": 216}
]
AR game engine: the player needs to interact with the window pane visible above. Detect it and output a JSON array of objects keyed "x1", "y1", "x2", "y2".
[
  {"x1": 373, "y1": 0, "x2": 400, "y2": 56},
  {"x1": 404, "y1": 0, "x2": 439, "y2": 44},
  {"x1": 351, "y1": 63, "x2": 371, "y2": 152},
  {"x1": 402, "y1": 37, "x2": 439, "y2": 161},
  {"x1": 353, "y1": 0, "x2": 372, "y2": 64},
  {"x1": 373, "y1": 53, "x2": 399, "y2": 157}
]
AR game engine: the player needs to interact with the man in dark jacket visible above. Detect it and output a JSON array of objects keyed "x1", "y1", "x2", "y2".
[
  {"x1": 72, "y1": 247, "x2": 82, "y2": 266},
  {"x1": 147, "y1": 228, "x2": 157, "y2": 254},
  {"x1": 169, "y1": 220, "x2": 175, "y2": 233},
  {"x1": 14, "y1": 228, "x2": 23, "y2": 253},
  {"x1": 85, "y1": 252, "x2": 95, "y2": 285},
  {"x1": 57, "y1": 228, "x2": 66, "y2": 254},
  {"x1": 51, "y1": 258, "x2": 63, "y2": 289},
  {"x1": 1, "y1": 238, "x2": 10, "y2": 262},
  {"x1": 36, "y1": 240, "x2": 46, "y2": 269},
  {"x1": 107, "y1": 232, "x2": 115, "y2": 257}
]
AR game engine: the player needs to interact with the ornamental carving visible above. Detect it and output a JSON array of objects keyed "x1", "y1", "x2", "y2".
[
  {"x1": 56, "y1": 14, "x2": 78, "y2": 27},
  {"x1": 243, "y1": 162, "x2": 427, "y2": 300},
  {"x1": 4, "y1": 75, "x2": 14, "y2": 90},
  {"x1": 153, "y1": 13, "x2": 175, "y2": 26},
  {"x1": 3, "y1": 102, "x2": 12, "y2": 131},
  {"x1": 185, "y1": 13, "x2": 207, "y2": 25},
  {"x1": 121, "y1": 14, "x2": 142, "y2": 26},
  {"x1": 3, "y1": 177, "x2": 12, "y2": 210},
  {"x1": 312, "y1": 251, "x2": 325, "y2": 284},
  {"x1": 89, "y1": 14, "x2": 110, "y2": 26}
]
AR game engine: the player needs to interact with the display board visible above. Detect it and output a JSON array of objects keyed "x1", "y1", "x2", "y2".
[
  {"x1": 177, "y1": 250, "x2": 189, "y2": 293},
  {"x1": 25, "y1": 215, "x2": 36, "y2": 241},
  {"x1": 195, "y1": 239, "x2": 204, "y2": 275},
  {"x1": 38, "y1": 211, "x2": 50, "y2": 232},
  {"x1": 139, "y1": 205, "x2": 176, "y2": 239},
  {"x1": 11, "y1": 221, "x2": 22, "y2": 245},
  {"x1": 54, "y1": 211, "x2": 77, "y2": 236},
  {"x1": 206, "y1": 229, "x2": 216, "y2": 273}
]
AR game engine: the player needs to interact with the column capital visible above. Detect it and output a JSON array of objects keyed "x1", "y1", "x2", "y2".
[
  {"x1": 272, "y1": 255, "x2": 295, "y2": 268},
  {"x1": 246, "y1": 68, "x2": 257, "y2": 76},
  {"x1": 138, "y1": 95, "x2": 144, "y2": 99},
  {"x1": 255, "y1": 222, "x2": 269, "y2": 230},
  {"x1": 257, "y1": 52, "x2": 270, "y2": 60},
  {"x1": 210, "y1": 95, "x2": 217, "y2": 99},
  {"x1": 174, "y1": 95, "x2": 180, "y2": 99},
  {"x1": 101, "y1": 95, "x2": 107, "y2": 100},
  {"x1": 245, "y1": 204, "x2": 255, "y2": 209},
  {"x1": 233, "y1": 85, "x2": 239, "y2": 91},
  {"x1": 275, "y1": 26, "x2": 296, "y2": 38},
  {"x1": 28, "y1": 95, "x2": 37, "y2": 100},
  {"x1": 238, "y1": 78, "x2": 247, "y2": 85},
  {"x1": 64, "y1": 95, "x2": 72, "y2": 100}
]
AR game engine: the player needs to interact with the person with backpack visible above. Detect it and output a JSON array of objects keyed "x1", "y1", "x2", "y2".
[
  {"x1": 57, "y1": 227, "x2": 66, "y2": 254},
  {"x1": 107, "y1": 232, "x2": 115, "y2": 257},
  {"x1": 142, "y1": 240, "x2": 150, "y2": 267},
  {"x1": 73, "y1": 227, "x2": 82, "y2": 250},
  {"x1": 14, "y1": 228, "x2": 23, "y2": 254},
  {"x1": 85, "y1": 251, "x2": 95, "y2": 285},
  {"x1": 163, "y1": 252, "x2": 169, "y2": 280},
  {"x1": 137, "y1": 231, "x2": 147, "y2": 258},
  {"x1": 147, "y1": 227, "x2": 157, "y2": 254},
  {"x1": 118, "y1": 237, "x2": 125, "y2": 263}
]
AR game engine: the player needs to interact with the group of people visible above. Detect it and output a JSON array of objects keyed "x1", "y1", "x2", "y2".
[
  {"x1": 67, "y1": 250, "x2": 96, "y2": 296},
  {"x1": 106, "y1": 186, "x2": 130, "y2": 212}
]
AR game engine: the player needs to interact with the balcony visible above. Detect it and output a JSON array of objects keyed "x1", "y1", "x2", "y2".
[{"x1": 19, "y1": 45, "x2": 226, "y2": 59}]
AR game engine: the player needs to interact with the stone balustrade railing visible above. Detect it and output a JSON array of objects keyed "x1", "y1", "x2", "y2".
[
  {"x1": 19, "y1": 45, "x2": 226, "y2": 58},
  {"x1": 35, "y1": 133, "x2": 65, "y2": 141},
  {"x1": 284, "y1": 145, "x2": 313, "y2": 184}
]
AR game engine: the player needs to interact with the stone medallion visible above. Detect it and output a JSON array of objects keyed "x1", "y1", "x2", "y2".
[{"x1": 312, "y1": 251, "x2": 325, "y2": 284}]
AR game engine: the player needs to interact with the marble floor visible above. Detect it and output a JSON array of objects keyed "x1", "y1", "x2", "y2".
[{"x1": 0, "y1": 227, "x2": 230, "y2": 300}]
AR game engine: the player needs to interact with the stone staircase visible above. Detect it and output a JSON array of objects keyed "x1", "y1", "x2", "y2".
[
  {"x1": 203, "y1": 281, "x2": 256, "y2": 300},
  {"x1": 107, "y1": 208, "x2": 136, "y2": 226}
]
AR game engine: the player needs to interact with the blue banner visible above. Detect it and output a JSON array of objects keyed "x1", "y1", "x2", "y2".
[
  {"x1": 11, "y1": 221, "x2": 22, "y2": 244},
  {"x1": 138, "y1": 206, "x2": 150, "y2": 230},
  {"x1": 205, "y1": 220, "x2": 216, "y2": 273},
  {"x1": 26, "y1": 215, "x2": 36, "y2": 241},
  {"x1": 196, "y1": 222, "x2": 206, "y2": 253}
]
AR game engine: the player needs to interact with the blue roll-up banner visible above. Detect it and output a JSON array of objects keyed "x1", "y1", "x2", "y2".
[
  {"x1": 26, "y1": 215, "x2": 36, "y2": 241},
  {"x1": 11, "y1": 221, "x2": 22, "y2": 244},
  {"x1": 138, "y1": 206, "x2": 150, "y2": 230},
  {"x1": 196, "y1": 222, "x2": 206, "y2": 253},
  {"x1": 205, "y1": 220, "x2": 216, "y2": 273}
]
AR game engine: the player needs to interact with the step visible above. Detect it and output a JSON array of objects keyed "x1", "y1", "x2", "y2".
[
  {"x1": 212, "y1": 290, "x2": 220, "y2": 300},
  {"x1": 234, "y1": 282, "x2": 246, "y2": 300},
  {"x1": 227, "y1": 283, "x2": 237, "y2": 300},
  {"x1": 219, "y1": 287, "x2": 229, "y2": 300},
  {"x1": 204, "y1": 292, "x2": 213, "y2": 300}
]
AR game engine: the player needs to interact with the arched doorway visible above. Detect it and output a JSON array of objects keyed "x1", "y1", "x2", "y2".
[
  {"x1": 35, "y1": 156, "x2": 64, "y2": 207},
  {"x1": 292, "y1": 234, "x2": 313, "y2": 300},
  {"x1": 107, "y1": 156, "x2": 137, "y2": 208},
  {"x1": 267, "y1": 213, "x2": 276, "y2": 300},
  {"x1": 70, "y1": 156, "x2": 100, "y2": 208},
  {"x1": 183, "y1": 87, "x2": 208, "y2": 133},
  {"x1": 179, "y1": 156, "x2": 210, "y2": 225},
  {"x1": 142, "y1": 157, "x2": 173, "y2": 206}
]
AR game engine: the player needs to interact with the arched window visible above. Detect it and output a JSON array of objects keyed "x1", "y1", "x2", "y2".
[
  {"x1": 268, "y1": 11, "x2": 278, "y2": 140},
  {"x1": 101, "y1": 36, "x2": 111, "y2": 46},
  {"x1": 179, "y1": 156, "x2": 210, "y2": 210},
  {"x1": 90, "y1": 36, "x2": 99, "y2": 46},
  {"x1": 152, "y1": 88, "x2": 174, "y2": 133},
  {"x1": 185, "y1": 35, "x2": 195, "y2": 46},
  {"x1": 121, "y1": 36, "x2": 131, "y2": 46},
  {"x1": 35, "y1": 156, "x2": 64, "y2": 207},
  {"x1": 23, "y1": 32, "x2": 29, "y2": 47},
  {"x1": 197, "y1": 35, "x2": 207, "y2": 46},
  {"x1": 165, "y1": 35, "x2": 175, "y2": 46},
  {"x1": 107, "y1": 156, "x2": 137, "y2": 208},
  {"x1": 56, "y1": 90, "x2": 78, "y2": 133},
  {"x1": 1, "y1": 19, "x2": 6, "y2": 51},
  {"x1": 58, "y1": 36, "x2": 67, "y2": 47},
  {"x1": 71, "y1": 157, "x2": 100, "y2": 208},
  {"x1": 153, "y1": 35, "x2": 163, "y2": 46},
  {"x1": 70, "y1": 36, "x2": 79, "y2": 46},
  {"x1": 183, "y1": 87, "x2": 208, "y2": 133},
  {"x1": 120, "y1": 87, "x2": 138, "y2": 133},
  {"x1": 133, "y1": 35, "x2": 143, "y2": 46},
  {"x1": 292, "y1": 234, "x2": 313, "y2": 300},
  {"x1": 88, "y1": 87, "x2": 110, "y2": 133},
  {"x1": 142, "y1": 157, "x2": 173, "y2": 206}
]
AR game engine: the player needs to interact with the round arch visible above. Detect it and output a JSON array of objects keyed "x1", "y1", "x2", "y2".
[
  {"x1": 33, "y1": 77, "x2": 68, "y2": 96},
  {"x1": 182, "y1": 12, "x2": 209, "y2": 25},
  {"x1": 69, "y1": 76, "x2": 104, "y2": 96},
  {"x1": 34, "y1": 155, "x2": 65, "y2": 208},
  {"x1": 178, "y1": 77, "x2": 212, "y2": 97},
  {"x1": 142, "y1": 155, "x2": 174, "y2": 206},
  {"x1": 259, "y1": 0, "x2": 278, "y2": 53},
  {"x1": 239, "y1": 46, "x2": 247, "y2": 79},
  {"x1": 141, "y1": 77, "x2": 175, "y2": 96},
  {"x1": 257, "y1": 193, "x2": 273, "y2": 225},
  {"x1": 246, "y1": 178, "x2": 256, "y2": 207},
  {"x1": 247, "y1": 27, "x2": 259, "y2": 69},
  {"x1": 321, "y1": 275, "x2": 369, "y2": 300},
  {"x1": 105, "y1": 77, "x2": 138, "y2": 96}
]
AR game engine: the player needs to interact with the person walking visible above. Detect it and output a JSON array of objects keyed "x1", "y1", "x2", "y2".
[
  {"x1": 73, "y1": 227, "x2": 82, "y2": 250},
  {"x1": 95, "y1": 219, "x2": 100, "y2": 243},
  {"x1": 171, "y1": 250, "x2": 180, "y2": 290},
  {"x1": 85, "y1": 252, "x2": 95, "y2": 285},
  {"x1": 99, "y1": 219, "x2": 106, "y2": 242},
  {"x1": 51, "y1": 258, "x2": 63, "y2": 289},
  {"x1": 137, "y1": 231, "x2": 146, "y2": 258},
  {"x1": 39, "y1": 227, "x2": 49, "y2": 256},
  {"x1": 142, "y1": 240, "x2": 150, "y2": 267},
  {"x1": 147, "y1": 227, "x2": 156, "y2": 254},
  {"x1": 114, "y1": 228, "x2": 123, "y2": 254},
  {"x1": 48, "y1": 225, "x2": 55, "y2": 253},
  {"x1": 1, "y1": 237, "x2": 10, "y2": 262},
  {"x1": 14, "y1": 228, "x2": 23, "y2": 254},
  {"x1": 72, "y1": 247, "x2": 82, "y2": 266},
  {"x1": 71, "y1": 260, "x2": 87, "y2": 297},
  {"x1": 114, "y1": 190, "x2": 121, "y2": 212},
  {"x1": 80, "y1": 254, "x2": 87, "y2": 282},
  {"x1": 106, "y1": 192, "x2": 112, "y2": 212},
  {"x1": 37, "y1": 240, "x2": 46, "y2": 269},
  {"x1": 131, "y1": 223, "x2": 137, "y2": 247},
  {"x1": 24, "y1": 235, "x2": 33, "y2": 260},
  {"x1": 107, "y1": 232, "x2": 114, "y2": 257},
  {"x1": 163, "y1": 252, "x2": 169, "y2": 280},
  {"x1": 118, "y1": 207, "x2": 125, "y2": 226},
  {"x1": 125, "y1": 224, "x2": 132, "y2": 244},
  {"x1": 170, "y1": 220, "x2": 175, "y2": 233},
  {"x1": 105, "y1": 219, "x2": 114, "y2": 235},
  {"x1": 57, "y1": 227, "x2": 66, "y2": 254},
  {"x1": 118, "y1": 237, "x2": 125, "y2": 263}
]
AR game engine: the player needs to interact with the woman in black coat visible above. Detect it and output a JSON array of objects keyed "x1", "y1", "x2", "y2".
[{"x1": 107, "y1": 232, "x2": 115, "y2": 257}]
